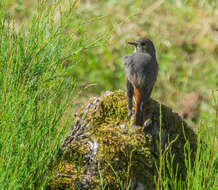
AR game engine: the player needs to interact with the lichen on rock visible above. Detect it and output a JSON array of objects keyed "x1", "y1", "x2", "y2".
[{"x1": 47, "y1": 90, "x2": 197, "y2": 190}]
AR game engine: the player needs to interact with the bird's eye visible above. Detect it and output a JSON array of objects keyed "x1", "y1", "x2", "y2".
[{"x1": 141, "y1": 42, "x2": 146, "y2": 46}]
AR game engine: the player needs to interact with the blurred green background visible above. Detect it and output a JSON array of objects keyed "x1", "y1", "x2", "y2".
[{"x1": 4, "y1": 0, "x2": 218, "y2": 126}]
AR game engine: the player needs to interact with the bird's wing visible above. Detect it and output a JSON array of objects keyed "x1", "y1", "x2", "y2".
[{"x1": 123, "y1": 55, "x2": 132, "y2": 66}]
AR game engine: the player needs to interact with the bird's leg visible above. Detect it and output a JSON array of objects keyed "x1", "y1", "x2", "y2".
[
  {"x1": 142, "y1": 86, "x2": 154, "y2": 127},
  {"x1": 126, "y1": 79, "x2": 134, "y2": 119},
  {"x1": 134, "y1": 87, "x2": 143, "y2": 126}
]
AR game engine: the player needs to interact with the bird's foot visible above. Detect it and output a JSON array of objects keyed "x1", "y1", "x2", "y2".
[
  {"x1": 143, "y1": 118, "x2": 152, "y2": 127},
  {"x1": 142, "y1": 118, "x2": 153, "y2": 135}
]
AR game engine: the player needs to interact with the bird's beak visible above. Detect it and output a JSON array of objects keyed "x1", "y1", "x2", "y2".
[{"x1": 128, "y1": 41, "x2": 138, "y2": 46}]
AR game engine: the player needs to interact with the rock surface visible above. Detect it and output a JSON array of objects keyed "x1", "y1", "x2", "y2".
[{"x1": 48, "y1": 90, "x2": 197, "y2": 190}]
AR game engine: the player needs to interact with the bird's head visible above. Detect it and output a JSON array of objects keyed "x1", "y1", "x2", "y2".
[{"x1": 128, "y1": 37, "x2": 156, "y2": 55}]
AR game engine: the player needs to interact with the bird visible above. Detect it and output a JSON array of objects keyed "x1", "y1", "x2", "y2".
[{"x1": 123, "y1": 37, "x2": 158, "y2": 126}]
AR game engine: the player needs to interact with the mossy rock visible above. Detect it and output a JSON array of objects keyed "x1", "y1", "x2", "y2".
[{"x1": 48, "y1": 90, "x2": 197, "y2": 190}]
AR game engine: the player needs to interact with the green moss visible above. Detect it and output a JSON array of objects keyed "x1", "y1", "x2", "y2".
[
  {"x1": 93, "y1": 123, "x2": 152, "y2": 187},
  {"x1": 48, "y1": 90, "x2": 197, "y2": 189}
]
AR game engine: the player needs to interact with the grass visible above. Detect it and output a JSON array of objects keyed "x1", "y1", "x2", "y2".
[
  {"x1": 0, "y1": 0, "x2": 217, "y2": 189},
  {"x1": 156, "y1": 101, "x2": 217, "y2": 190},
  {"x1": 0, "y1": 0, "x2": 104, "y2": 189}
]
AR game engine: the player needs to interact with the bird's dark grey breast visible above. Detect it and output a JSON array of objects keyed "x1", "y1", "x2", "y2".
[{"x1": 123, "y1": 53, "x2": 158, "y2": 89}]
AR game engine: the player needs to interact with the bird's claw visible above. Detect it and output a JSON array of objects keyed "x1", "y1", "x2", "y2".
[{"x1": 143, "y1": 118, "x2": 152, "y2": 127}]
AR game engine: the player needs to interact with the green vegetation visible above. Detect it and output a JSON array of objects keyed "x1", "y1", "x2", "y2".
[
  {"x1": 0, "y1": 0, "x2": 217, "y2": 189},
  {"x1": 0, "y1": 0, "x2": 102, "y2": 189}
]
